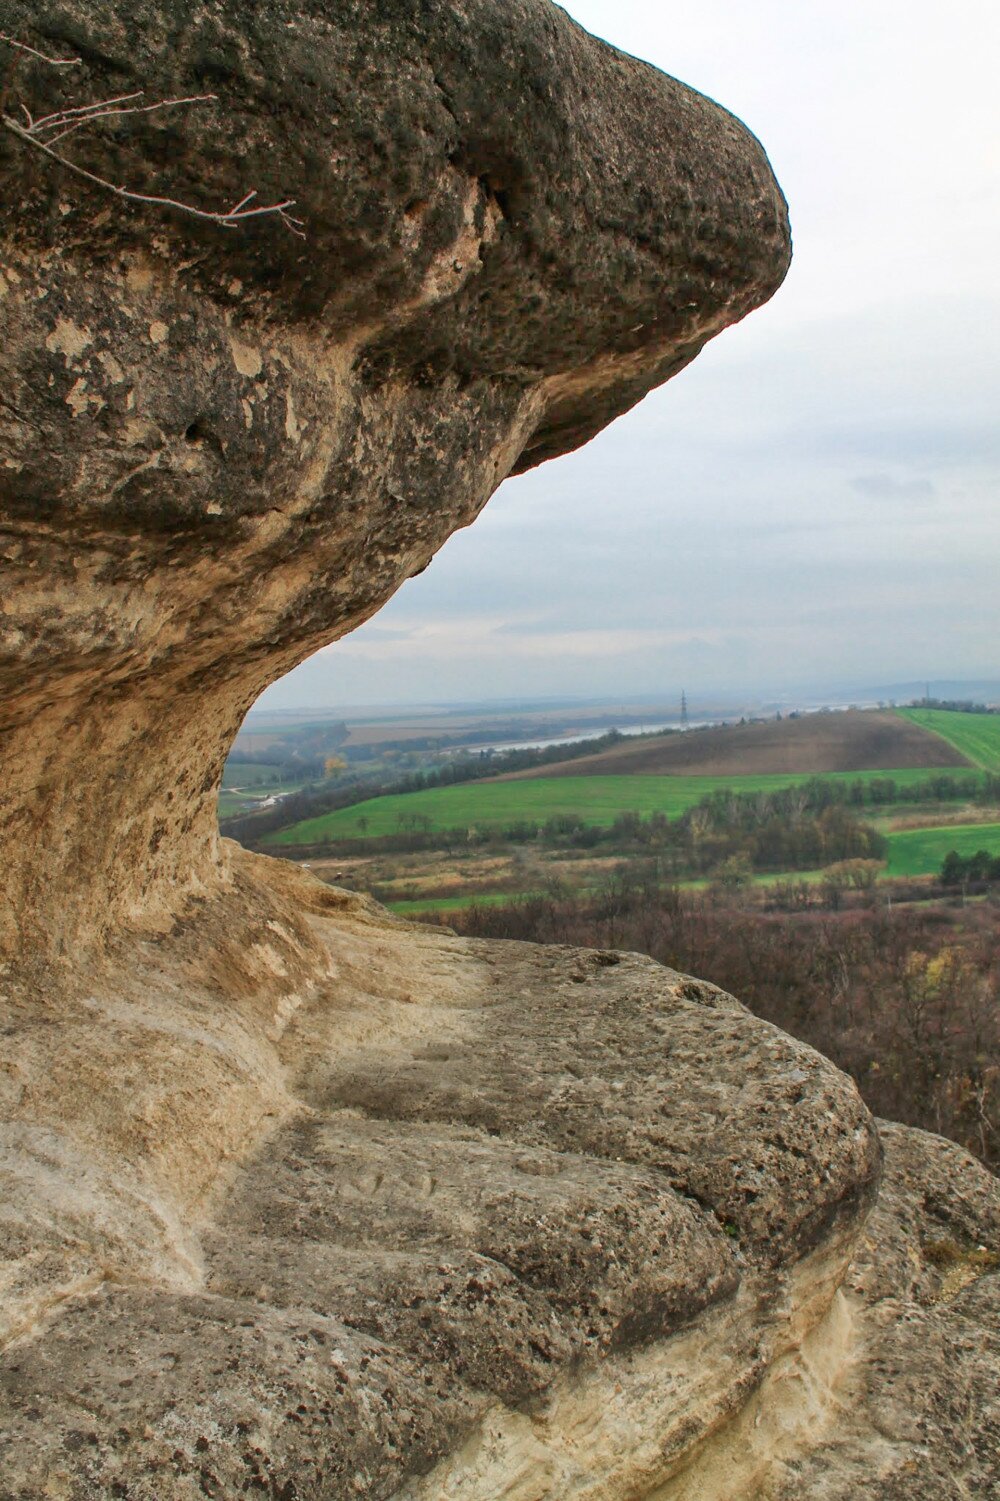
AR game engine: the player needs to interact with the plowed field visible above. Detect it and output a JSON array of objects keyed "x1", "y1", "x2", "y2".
[{"x1": 498, "y1": 710, "x2": 970, "y2": 780}]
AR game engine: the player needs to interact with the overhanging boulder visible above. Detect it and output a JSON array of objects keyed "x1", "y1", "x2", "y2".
[{"x1": 0, "y1": 0, "x2": 789, "y2": 960}]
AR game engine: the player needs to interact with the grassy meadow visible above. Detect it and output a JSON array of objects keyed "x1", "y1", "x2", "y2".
[
  {"x1": 897, "y1": 708, "x2": 1000, "y2": 771},
  {"x1": 264, "y1": 766, "x2": 978, "y2": 847},
  {"x1": 884, "y1": 821, "x2": 1000, "y2": 878}
]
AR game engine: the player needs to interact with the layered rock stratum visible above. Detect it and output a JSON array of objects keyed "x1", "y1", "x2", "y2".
[{"x1": 0, "y1": 3, "x2": 996, "y2": 1497}]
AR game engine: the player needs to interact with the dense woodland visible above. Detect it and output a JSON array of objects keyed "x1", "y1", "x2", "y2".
[
  {"x1": 942, "y1": 850, "x2": 1000, "y2": 886},
  {"x1": 443, "y1": 880, "x2": 1000, "y2": 1170}
]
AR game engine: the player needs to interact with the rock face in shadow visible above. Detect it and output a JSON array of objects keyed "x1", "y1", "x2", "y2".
[
  {"x1": 1, "y1": 4, "x2": 997, "y2": 1499},
  {"x1": 0, "y1": 0, "x2": 789, "y2": 961}
]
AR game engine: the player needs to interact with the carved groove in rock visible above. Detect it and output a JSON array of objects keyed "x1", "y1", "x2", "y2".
[{"x1": 1, "y1": 4, "x2": 997, "y2": 1500}]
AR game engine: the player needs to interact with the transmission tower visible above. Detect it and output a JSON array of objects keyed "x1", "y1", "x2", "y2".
[{"x1": 680, "y1": 689, "x2": 689, "y2": 731}]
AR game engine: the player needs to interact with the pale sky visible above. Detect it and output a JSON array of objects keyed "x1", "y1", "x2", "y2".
[{"x1": 260, "y1": 0, "x2": 1000, "y2": 711}]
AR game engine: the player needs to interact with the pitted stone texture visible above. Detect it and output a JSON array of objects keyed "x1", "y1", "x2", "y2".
[
  {"x1": 0, "y1": 1288, "x2": 480, "y2": 1501},
  {"x1": 0, "y1": 0, "x2": 789, "y2": 960},
  {"x1": 310, "y1": 943, "x2": 879, "y2": 1264},
  {"x1": 204, "y1": 1116, "x2": 741, "y2": 1401},
  {"x1": 845, "y1": 1119, "x2": 1000, "y2": 1309},
  {"x1": 0, "y1": 862, "x2": 876, "y2": 1500}
]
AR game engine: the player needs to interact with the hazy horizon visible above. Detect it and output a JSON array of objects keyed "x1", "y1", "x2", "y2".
[
  {"x1": 258, "y1": 0, "x2": 999, "y2": 714},
  {"x1": 245, "y1": 676, "x2": 1000, "y2": 722}
]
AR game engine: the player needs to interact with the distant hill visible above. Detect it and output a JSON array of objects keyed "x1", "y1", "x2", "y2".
[
  {"x1": 897, "y1": 707, "x2": 1000, "y2": 773},
  {"x1": 496, "y1": 709, "x2": 972, "y2": 780}
]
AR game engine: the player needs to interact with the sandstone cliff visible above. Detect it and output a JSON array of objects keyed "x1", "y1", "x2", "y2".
[{"x1": 1, "y1": 3, "x2": 996, "y2": 1498}]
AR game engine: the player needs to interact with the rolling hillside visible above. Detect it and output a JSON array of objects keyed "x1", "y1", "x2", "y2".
[
  {"x1": 496, "y1": 709, "x2": 971, "y2": 780},
  {"x1": 896, "y1": 708, "x2": 1000, "y2": 772}
]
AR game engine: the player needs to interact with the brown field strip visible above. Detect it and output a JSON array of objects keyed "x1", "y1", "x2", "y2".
[{"x1": 496, "y1": 710, "x2": 973, "y2": 780}]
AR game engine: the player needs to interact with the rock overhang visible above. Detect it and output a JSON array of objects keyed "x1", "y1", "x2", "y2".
[
  {"x1": 0, "y1": 0, "x2": 790, "y2": 957},
  {"x1": 0, "y1": 0, "x2": 791, "y2": 482}
]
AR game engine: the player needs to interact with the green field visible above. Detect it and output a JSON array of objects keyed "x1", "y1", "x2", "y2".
[
  {"x1": 265, "y1": 767, "x2": 979, "y2": 847},
  {"x1": 897, "y1": 708, "x2": 1000, "y2": 772},
  {"x1": 885, "y1": 822, "x2": 1000, "y2": 878}
]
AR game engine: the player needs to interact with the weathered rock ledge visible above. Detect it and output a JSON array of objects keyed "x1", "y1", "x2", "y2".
[
  {"x1": 1, "y1": 2, "x2": 997, "y2": 1496},
  {"x1": 1, "y1": 855, "x2": 997, "y2": 1498}
]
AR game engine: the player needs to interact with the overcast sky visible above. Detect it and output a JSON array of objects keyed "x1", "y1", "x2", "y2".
[{"x1": 260, "y1": 0, "x2": 1000, "y2": 712}]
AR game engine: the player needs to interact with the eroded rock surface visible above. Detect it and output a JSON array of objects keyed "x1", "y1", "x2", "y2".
[
  {"x1": 1, "y1": 863, "x2": 997, "y2": 1498},
  {"x1": 1, "y1": 2, "x2": 997, "y2": 1498},
  {"x1": 0, "y1": 860, "x2": 878, "y2": 1498}
]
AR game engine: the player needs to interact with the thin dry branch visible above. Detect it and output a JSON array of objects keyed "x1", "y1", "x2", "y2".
[
  {"x1": 0, "y1": 34, "x2": 304, "y2": 236},
  {"x1": 0, "y1": 33, "x2": 80, "y2": 66},
  {"x1": 30, "y1": 90, "x2": 212, "y2": 132},
  {"x1": 20, "y1": 91, "x2": 223, "y2": 149},
  {"x1": 2, "y1": 114, "x2": 305, "y2": 233}
]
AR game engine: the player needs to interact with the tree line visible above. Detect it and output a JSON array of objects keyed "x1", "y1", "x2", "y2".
[
  {"x1": 941, "y1": 849, "x2": 1000, "y2": 887},
  {"x1": 913, "y1": 697, "x2": 999, "y2": 715}
]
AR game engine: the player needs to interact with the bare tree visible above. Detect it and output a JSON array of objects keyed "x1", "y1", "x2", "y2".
[{"x1": 0, "y1": 32, "x2": 303, "y2": 235}]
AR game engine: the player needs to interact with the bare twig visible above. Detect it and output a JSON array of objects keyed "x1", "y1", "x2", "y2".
[
  {"x1": 0, "y1": 34, "x2": 305, "y2": 236},
  {"x1": 2, "y1": 114, "x2": 305, "y2": 233},
  {"x1": 25, "y1": 90, "x2": 222, "y2": 148},
  {"x1": 0, "y1": 33, "x2": 80, "y2": 66},
  {"x1": 33, "y1": 89, "x2": 146, "y2": 121},
  {"x1": 31, "y1": 90, "x2": 218, "y2": 135}
]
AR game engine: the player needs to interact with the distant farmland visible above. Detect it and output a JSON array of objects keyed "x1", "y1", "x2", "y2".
[
  {"x1": 380, "y1": 825, "x2": 1000, "y2": 912},
  {"x1": 264, "y1": 767, "x2": 979, "y2": 847},
  {"x1": 897, "y1": 708, "x2": 1000, "y2": 773},
  {"x1": 495, "y1": 709, "x2": 970, "y2": 780}
]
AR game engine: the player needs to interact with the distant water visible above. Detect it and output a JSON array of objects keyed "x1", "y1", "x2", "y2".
[{"x1": 461, "y1": 721, "x2": 717, "y2": 755}]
